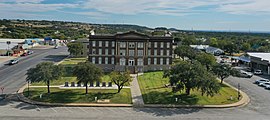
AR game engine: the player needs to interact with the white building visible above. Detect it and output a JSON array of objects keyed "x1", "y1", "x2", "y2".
[{"x1": 248, "y1": 52, "x2": 270, "y2": 75}]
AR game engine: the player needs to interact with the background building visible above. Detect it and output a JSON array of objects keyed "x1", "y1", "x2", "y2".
[
  {"x1": 88, "y1": 31, "x2": 173, "y2": 73},
  {"x1": 248, "y1": 52, "x2": 270, "y2": 75}
]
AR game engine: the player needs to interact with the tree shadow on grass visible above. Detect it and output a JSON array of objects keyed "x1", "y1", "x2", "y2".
[
  {"x1": 42, "y1": 55, "x2": 68, "y2": 63},
  {"x1": 29, "y1": 90, "x2": 117, "y2": 103},
  {"x1": 142, "y1": 91, "x2": 199, "y2": 105}
]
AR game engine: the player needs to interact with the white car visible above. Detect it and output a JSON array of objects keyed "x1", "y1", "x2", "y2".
[
  {"x1": 258, "y1": 82, "x2": 270, "y2": 87},
  {"x1": 265, "y1": 85, "x2": 270, "y2": 89},
  {"x1": 254, "y1": 70, "x2": 263, "y2": 75},
  {"x1": 240, "y1": 70, "x2": 253, "y2": 78},
  {"x1": 254, "y1": 79, "x2": 269, "y2": 84}
]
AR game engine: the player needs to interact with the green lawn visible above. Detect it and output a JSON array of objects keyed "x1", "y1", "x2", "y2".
[
  {"x1": 24, "y1": 87, "x2": 132, "y2": 104},
  {"x1": 138, "y1": 71, "x2": 239, "y2": 105},
  {"x1": 31, "y1": 75, "x2": 112, "y2": 86},
  {"x1": 31, "y1": 57, "x2": 112, "y2": 86},
  {"x1": 60, "y1": 57, "x2": 87, "y2": 65}
]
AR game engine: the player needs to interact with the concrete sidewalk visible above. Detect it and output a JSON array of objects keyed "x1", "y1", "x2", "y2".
[{"x1": 130, "y1": 74, "x2": 144, "y2": 107}]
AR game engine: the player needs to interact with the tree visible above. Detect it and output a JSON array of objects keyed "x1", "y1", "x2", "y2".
[
  {"x1": 67, "y1": 42, "x2": 83, "y2": 57},
  {"x1": 26, "y1": 62, "x2": 64, "y2": 93},
  {"x1": 224, "y1": 42, "x2": 238, "y2": 55},
  {"x1": 174, "y1": 45, "x2": 197, "y2": 61},
  {"x1": 164, "y1": 60, "x2": 220, "y2": 95},
  {"x1": 195, "y1": 52, "x2": 216, "y2": 70},
  {"x1": 197, "y1": 72, "x2": 220, "y2": 96},
  {"x1": 212, "y1": 64, "x2": 238, "y2": 84},
  {"x1": 73, "y1": 62, "x2": 103, "y2": 94},
  {"x1": 241, "y1": 43, "x2": 251, "y2": 52},
  {"x1": 209, "y1": 37, "x2": 218, "y2": 47},
  {"x1": 110, "y1": 71, "x2": 132, "y2": 93}
]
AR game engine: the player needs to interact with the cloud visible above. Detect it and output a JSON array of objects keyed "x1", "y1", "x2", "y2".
[
  {"x1": 0, "y1": 0, "x2": 44, "y2": 3},
  {"x1": 218, "y1": 0, "x2": 270, "y2": 15},
  {"x1": 81, "y1": 0, "x2": 270, "y2": 16}
]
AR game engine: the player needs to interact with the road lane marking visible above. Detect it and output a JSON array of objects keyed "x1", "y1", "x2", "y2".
[
  {"x1": 91, "y1": 107, "x2": 102, "y2": 113},
  {"x1": 49, "y1": 106, "x2": 57, "y2": 113},
  {"x1": 120, "y1": 108, "x2": 132, "y2": 113},
  {"x1": 35, "y1": 105, "x2": 41, "y2": 111},
  {"x1": 64, "y1": 107, "x2": 73, "y2": 113},
  {"x1": 78, "y1": 107, "x2": 88, "y2": 113}
]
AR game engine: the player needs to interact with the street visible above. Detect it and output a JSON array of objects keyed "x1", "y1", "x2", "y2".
[
  {"x1": 0, "y1": 46, "x2": 68, "y2": 94},
  {"x1": 0, "y1": 48, "x2": 269, "y2": 120}
]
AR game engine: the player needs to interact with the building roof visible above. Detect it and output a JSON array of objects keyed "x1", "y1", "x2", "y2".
[
  {"x1": 190, "y1": 45, "x2": 209, "y2": 50},
  {"x1": 247, "y1": 52, "x2": 270, "y2": 62},
  {"x1": 206, "y1": 46, "x2": 223, "y2": 52}
]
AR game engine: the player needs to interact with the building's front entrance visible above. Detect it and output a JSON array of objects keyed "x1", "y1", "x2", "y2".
[{"x1": 128, "y1": 59, "x2": 135, "y2": 73}]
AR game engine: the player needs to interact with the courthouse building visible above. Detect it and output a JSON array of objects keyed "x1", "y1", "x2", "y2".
[{"x1": 88, "y1": 31, "x2": 173, "y2": 73}]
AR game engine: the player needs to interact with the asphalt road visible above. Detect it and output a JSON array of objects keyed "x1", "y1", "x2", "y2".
[
  {"x1": 0, "y1": 49, "x2": 270, "y2": 119},
  {"x1": 0, "y1": 46, "x2": 68, "y2": 94}
]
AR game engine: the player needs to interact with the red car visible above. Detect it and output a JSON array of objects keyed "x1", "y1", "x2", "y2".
[{"x1": 21, "y1": 53, "x2": 28, "y2": 56}]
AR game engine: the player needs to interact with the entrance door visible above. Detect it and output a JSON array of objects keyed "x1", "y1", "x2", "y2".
[{"x1": 128, "y1": 59, "x2": 134, "y2": 66}]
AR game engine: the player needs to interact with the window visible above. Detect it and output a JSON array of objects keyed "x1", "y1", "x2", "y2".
[
  {"x1": 129, "y1": 42, "x2": 135, "y2": 48},
  {"x1": 160, "y1": 50, "x2": 163, "y2": 56},
  {"x1": 99, "y1": 49, "x2": 102, "y2": 55},
  {"x1": 111, "y1": 49, "x2": 115, "y2": 55},
  {"x1": 166, "y1": 50, "x2": 170, "y2": 56},
  {"x1": 87, "y1": 45, "x2": 89, "y2": 49},
  {"x1": 154, "y1": 58, "x2": 157, "y2": 65},
  {"x1": 160, "y1": 58, "x2": 163, "y2": 65},
  {"x1": 138, "y1": 42, "x2": 144, "y2": 48},
  {"x1": 148, "y1": 49, "x2": 151, "y2": 55},
  {"x1": 137, "y1": 58, "x2": 144, "y2": 66},
  {"x1": 129, "y1": 50, "x2": 135, "y2": 56},
  {"x1": 92, "y1": 41, "x2": 96, "y2": 47},
  {"x1": 111, "y1": 57, "x2": 115, "y2": 64},
  {"x1": 105, "y1": 41, "x2": 109, "y2": 47},
  {"x1": 112, "y1": 41, "x2": 115, "y2": 47},
  {"x1": 105, "y1": 49, "x2": 108, "y2": 55},
  {"x1": 154, "y1": 50, "x2": 157, "y2": 56},
  {"x1": 160, "y1": 42, "x2": 164, "y2": 48},
  {"x1": 148, "y1": 42, "x2": 151, "y2": 48},
  {"x1": 99, "y1": 41, "x2": 102, "y2": 47},
  {"x1": 120, "y1": 50, "x2": 126, "y2": 56},
  {"x1": 167, "y1": 42, "x2": 170, "y2": 48},
  {"x1": 120, "y1": 42, "x2": 126, "y2": 48},
  {"x1": 138, "y1": 50, "x2": 144, "y2": 56},
  {"x1": 98, "y1": 57, "x2": 102, "y2": 64},
  {"x1": 166, "y1": 58, "x2": 170, "y2": 65},
  {"x1": 92, "y1": 49, "x2": 96, "y2": 54},
  {"x1": 105, "y1": 57, "x2": 108, "y2": 64},
  {"x1": 92, "y1": 57, "x2": 95, "y2": 64},
  {"x1": 120, "y1": 58, "x2": 126, "y2": 66},
  {"x1": 154, "y1": 42, "x2": 157, "y2": 48},
  {"x1": 148, "y1": 58, "x2": 151, "y2": 65}
]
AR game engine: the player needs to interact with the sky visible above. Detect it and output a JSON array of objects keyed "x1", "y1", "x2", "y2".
[{"x1": 0, "y1": 0, "x2": 270, "y2": 32}]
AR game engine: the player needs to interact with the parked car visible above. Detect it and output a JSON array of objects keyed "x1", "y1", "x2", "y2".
[
  {"x1": 27, "y1": 50, "x2": 34, "y2": 55},
  {"x1": 265, "y1": 85, "x2": 270, "y2": 89},
  {"x1": 20, "y1": 52, "x2": 28, "y2": 56},
  {"x1": 254, "y1": 70, "x2": 263, "y2": 75},
  {"x1": 259, "y1": 82, "x2": 270, "y2": 87},
  {"x1": 255, "y1": 79, "x2": 270, "y2": 84},
  {"x1": 8, "y1": 59, "x2": 19, "y2": 65},
  {"x1": 240, "y1": 70, "x2": 253, "y2": 78}
]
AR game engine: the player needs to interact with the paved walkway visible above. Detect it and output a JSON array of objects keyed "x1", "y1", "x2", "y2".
[{"x1": 130, "y1": 74, "x2": 144, "y2": 107}]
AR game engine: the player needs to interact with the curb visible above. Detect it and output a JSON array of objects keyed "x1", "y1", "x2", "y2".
[
  {"x1": 17, "y1": 81, "x2": 250, "y2": 108},
  {"x1": 17, "y1": 84, "x2": 132, "y2": 107}
]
